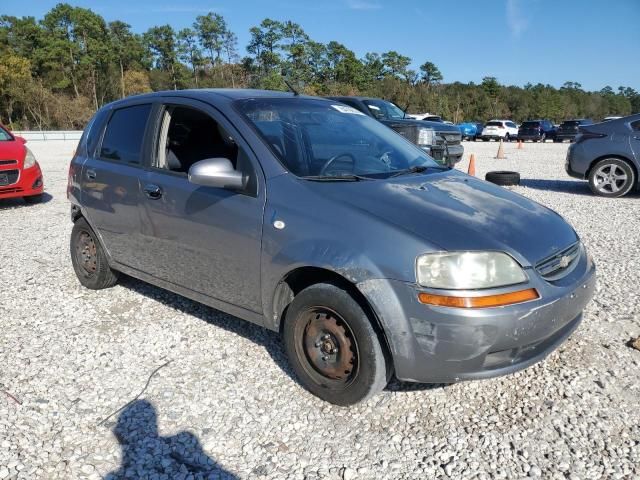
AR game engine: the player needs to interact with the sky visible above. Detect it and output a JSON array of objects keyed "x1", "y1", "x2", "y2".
[{"x1": 6, "y1": 0, "x2": 640, "y2": 91}]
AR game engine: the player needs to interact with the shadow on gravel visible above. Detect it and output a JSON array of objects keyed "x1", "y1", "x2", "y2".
[
  {"x1": 121, "y1": 277, "x2": 452, "y2": 399},
  {"x1": 105, "y1": 399, "x2": 237, "y2": 479},
  {"x1": 120, "y1": 276, "x2": 299, "y2": 386},
  {"x1": 520, "y1": 178, "x2": 640, "y2": 198},
  {"x1": 519, "y1": 179, "x2": 593, "y2": 195},
  {"x1": 0, "y1": 192, "x2": 53, "y2": 209}
]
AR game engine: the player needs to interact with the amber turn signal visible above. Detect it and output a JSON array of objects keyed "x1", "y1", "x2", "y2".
[{"x1": 418, "y1": 288, "x2": 539, "y2": 308}]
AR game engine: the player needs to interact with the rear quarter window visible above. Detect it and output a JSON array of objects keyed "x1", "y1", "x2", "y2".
[{"x1": 100, "y1": 104, "x2": 152, "y2": 164}]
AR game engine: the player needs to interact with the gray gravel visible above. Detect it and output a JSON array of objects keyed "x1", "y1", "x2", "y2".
[{"x1": 1, "y1": 140, "x2": 639, "y2": 479}]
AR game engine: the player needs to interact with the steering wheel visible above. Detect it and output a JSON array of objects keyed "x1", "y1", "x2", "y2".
[{"x1": 319, "y1": 153, "x2": 356, "y2": 176}]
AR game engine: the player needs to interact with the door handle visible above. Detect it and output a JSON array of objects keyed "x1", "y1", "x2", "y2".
[
  {"x1": 143, "y1": 184, "x2": 163, "y2": 199},
  {"x1": 86, "y1": 169, "x2": 97, "y2": 180}
]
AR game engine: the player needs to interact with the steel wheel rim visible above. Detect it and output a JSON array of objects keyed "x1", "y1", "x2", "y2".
[
  {"x1": 76, "y1": 231, "x2": 98, "y2": 276},
  {"x1": 294, "y1": 307, "x2": 359, "y2": 389},
  {"x1": 594, "y1": 164, "x2": 628, "y2": 193}
]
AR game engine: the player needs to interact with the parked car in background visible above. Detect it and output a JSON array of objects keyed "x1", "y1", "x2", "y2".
[
  {"x1": 555, "y1": 119, "x2": 594, "y2": 143},
  {"x1": 422, "y1": 115, "x2": 443, "y2": 122},
  {"x1": 328, "y1": 96, "x2": 463, "y2": 166},
  {"x1": 481, "y1": 120, "x2": 518, "y2": 141},
  {"x1": 566, "y1": 113, "x2": 640, "y2": 197},
  {"x1": 68, "y1": 89, "x2": 595, "y2": 405},
  {"x1": 458, "y1": 121, "x2": 484, "y2": 141},
  {"x1": 0, "y1": 123, "x2": 44, "y2": 203},
  {"x1": 517, "y1": 119, "x2": 557, "y2": 142}
]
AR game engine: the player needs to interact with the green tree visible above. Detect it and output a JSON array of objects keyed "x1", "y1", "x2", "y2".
[{"x1": 419, "y1": 61, "x2": 443, "y2": 86}]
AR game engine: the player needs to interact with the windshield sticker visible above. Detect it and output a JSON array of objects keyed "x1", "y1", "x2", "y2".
[{"x1": 331, "y1": 104, "x2": 365, "y2": 115}]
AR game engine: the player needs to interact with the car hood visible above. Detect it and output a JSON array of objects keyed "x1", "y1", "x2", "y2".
[
  {"x1": 0, "y1": 140, "x2": 26, "y2": 164},
  {"x1": 308, "y1": 170, "x2": 578, "y2": 266}
]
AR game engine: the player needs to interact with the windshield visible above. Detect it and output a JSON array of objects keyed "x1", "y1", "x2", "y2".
[
  {"x1": 362, "y1": 99, "x2": 405, "y2": 120},
  {"x1": 0, "y1": 126, "x2": 12, "y2": 141},
  {"x1": 236, "y1": 97, "x2": 438, "y2": 179}
]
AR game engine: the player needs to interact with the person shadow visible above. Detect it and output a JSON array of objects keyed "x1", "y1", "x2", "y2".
[{"x1": 105, "y1": 399, "x2": 238, "y2": 480}]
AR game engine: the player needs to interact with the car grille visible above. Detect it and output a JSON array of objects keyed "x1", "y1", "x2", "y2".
[
  {"x1": 0, "y1": 160, "x2": 17, "y2": 166},
  {"x1": 0, "y1": 169, "x2": 19, "y2": 186},
  {"x1": 535, "y1": 242, "x2": 581, "y2": 281},
  {"x1": 436, "y1": 132, "x2": 461, "y2": 145}
]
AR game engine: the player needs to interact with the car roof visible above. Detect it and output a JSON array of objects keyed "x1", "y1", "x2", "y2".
[{"x1": 104, "y1": 88, "x2": 320, "y2": 110}]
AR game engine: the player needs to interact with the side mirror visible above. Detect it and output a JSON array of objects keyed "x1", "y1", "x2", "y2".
[
  {"x1": 15, "y1": 136, "x2": 27, "y2": 145},
  {"x1": 188, "y1": 157, "x2": 245, "y2": 190}
]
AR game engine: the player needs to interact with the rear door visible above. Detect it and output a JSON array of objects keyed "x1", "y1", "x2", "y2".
[
  {"x1": 138, "y1": 97, "x2": 266, "y2": 315},
  {"x1": 80, "y1": 102, "x2": 152, "y2": 269}
]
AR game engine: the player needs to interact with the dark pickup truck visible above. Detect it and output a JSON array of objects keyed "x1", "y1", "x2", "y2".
[{"x1": 327, "y1": 96, "x2": 463, "y2": 167}]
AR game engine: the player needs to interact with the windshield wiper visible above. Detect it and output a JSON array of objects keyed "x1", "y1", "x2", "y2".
[
  {"x1": 301, "y1": 174, "x2": 373, "y2": 182},
  {"x1": 389, "y1": 165, "x2": 430, "y2": 178},
  {"x1": 389, "y1": 165, "x2": 449, "y2": 178}
]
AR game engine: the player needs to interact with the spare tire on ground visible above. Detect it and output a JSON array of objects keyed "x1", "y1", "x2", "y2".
[{"x1": 485, "y1": 171, "x2": 520, "y2": 186}]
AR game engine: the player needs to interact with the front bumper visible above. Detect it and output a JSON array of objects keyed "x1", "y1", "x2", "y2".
[
  {"x1": 358, "y1": 251, "x2": 596, "y2": 384},
  {"x1": 0, "y1": 163, "x2": 44, "y2": 200}
]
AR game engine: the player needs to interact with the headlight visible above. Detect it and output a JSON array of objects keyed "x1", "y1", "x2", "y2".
[
  {"x1": 24, "y1": 148, "x2": 37, "y2": 169},
  {"x1": 417, "y1": 128, "x2": 436, "y2": 146},
  {"x1": 416, "y1": 251, "x2": 527, "y2": 289}
]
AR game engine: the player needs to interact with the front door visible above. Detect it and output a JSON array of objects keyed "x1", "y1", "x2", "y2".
[{"x1": 139, "y1": 98, "x2": 265, "y2": 315}]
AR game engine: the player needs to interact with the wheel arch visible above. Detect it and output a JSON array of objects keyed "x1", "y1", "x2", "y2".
[{"x1": 271, "y1": 266, "x2": 393, "y2": 362}]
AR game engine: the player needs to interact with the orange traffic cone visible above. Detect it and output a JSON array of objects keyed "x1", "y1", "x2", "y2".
[
  {"x1": 467, "y1": 154, "x2": 476, "y2": 176},
  {"x1": 517, "y1": 140, "x2": 523, "y2": 149},
  {"x1": 495, "y1": 139, "x2": 506, "y2": 159}
]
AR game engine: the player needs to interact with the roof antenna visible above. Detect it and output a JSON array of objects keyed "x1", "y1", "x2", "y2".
[{"x1": 283, "y1": 78, "x2": 299, "y2": 96}]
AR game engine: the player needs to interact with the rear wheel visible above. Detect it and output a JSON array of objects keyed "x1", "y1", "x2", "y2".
[
  {"x1": 282, "y1": 282, "x2": 389, "y2": 405},
  {"x1": 588, "y1": 158, "x2": 635, "y2": 198},
  {"x1": 70, "y1": 217, "x2": 119, "y2": 289}
]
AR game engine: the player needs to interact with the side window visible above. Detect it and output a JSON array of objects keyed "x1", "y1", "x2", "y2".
[
  {"x1": 100, "y1": 104, "x2": 152, "y2": 164},
  {"x1": 155, "y1": 105, "x2": 257, "y2": 194},
  {"x1": 507, "y1": 122, "x2": 516, "y2": 129},
  {"x1": 631, "y1": 120, "x2": 640, "y2": 131}
]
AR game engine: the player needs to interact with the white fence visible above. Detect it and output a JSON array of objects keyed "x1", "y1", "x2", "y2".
[{"x1": 12, "y1": 131, "x2": 82, "y2": 141}]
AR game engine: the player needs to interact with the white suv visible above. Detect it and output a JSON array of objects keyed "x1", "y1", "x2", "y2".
[{"x1": 481, "y1": 120, "x2": 518, "y2": 142}]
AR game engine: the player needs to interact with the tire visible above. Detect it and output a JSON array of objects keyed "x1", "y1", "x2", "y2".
[
  {"x1": 588, "y1": 158, "x2": 636, "y2": 198},
  {"x1": 485, "y1": 170, "x2": 521, "y2": 186},
  {"x1": 70, "y1": 217, "x2": 119, "y2": 289},
  {"x1": 24, "y1": 194, "x2": 43, "y2": 204},
  {"x1": 282, "y1": 282, "x2": 390, "y2": 405}
]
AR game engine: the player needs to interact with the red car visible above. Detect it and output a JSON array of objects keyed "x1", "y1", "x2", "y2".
[{"x1": 0, "y1": 124, "x2": 44, "y2": 203}]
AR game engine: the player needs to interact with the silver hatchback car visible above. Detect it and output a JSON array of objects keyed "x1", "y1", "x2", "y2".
[{"x1": 68, "y1": 89, "x2": 596, "y2": 405}]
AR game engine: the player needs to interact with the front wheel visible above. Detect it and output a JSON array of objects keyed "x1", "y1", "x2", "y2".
[
  {"x1": 70, "y1": 217, "x2": 119, "y2": 289},
  {"x1": 283, "y1": 282, "x2": 390, "y2": 405},
  {"x1": 588, "y1": 158, "x2": 636, "y2": 197}
]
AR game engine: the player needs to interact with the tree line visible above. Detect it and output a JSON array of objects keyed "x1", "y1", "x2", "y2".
[{"x1": 1, "y1": 4, "x2": 638, "y2": 130}]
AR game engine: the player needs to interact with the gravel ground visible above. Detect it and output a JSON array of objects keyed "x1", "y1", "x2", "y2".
[{"x1": 1, "y1": 140, "x2": 639, "y2": 480}]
